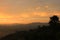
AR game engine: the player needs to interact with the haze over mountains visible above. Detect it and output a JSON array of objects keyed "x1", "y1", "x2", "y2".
[{"x1": 0, "y1": 22, "x2": 48, "y2": 38}]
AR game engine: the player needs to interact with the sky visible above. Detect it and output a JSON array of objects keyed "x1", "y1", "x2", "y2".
[{"x1": 0, "y1": 0, "x2": 60, "y2": 24}]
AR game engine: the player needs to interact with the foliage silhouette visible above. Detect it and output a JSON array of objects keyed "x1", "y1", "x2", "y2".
[{"x1": 49, "y1": 15, "x2": 59, "y2": 25}]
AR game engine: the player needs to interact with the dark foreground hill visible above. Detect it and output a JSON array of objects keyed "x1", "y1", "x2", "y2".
[
  {"x1": 0, "y1": 22, "x2": 48, "y2": 38},
  {"x1": 0, "y1": 23, "x2": 60, "y2": 40}
]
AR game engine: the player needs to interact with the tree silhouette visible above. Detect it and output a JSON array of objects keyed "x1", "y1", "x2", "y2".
[
  {"x1": 49, "y1": 15, "x2": 60, "y2": 32},
  {"x1": 49, "y1": 15, "x2": 59, "y2": 25}
]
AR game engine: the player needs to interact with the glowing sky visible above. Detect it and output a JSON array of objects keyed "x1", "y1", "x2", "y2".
[{"x1": 0, "y1": 0, "x2": 60, "y2": 24}]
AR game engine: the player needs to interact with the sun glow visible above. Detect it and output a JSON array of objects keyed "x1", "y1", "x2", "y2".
[{"x1": 0, "y1": 11, "x2": 59, "y2": 24}]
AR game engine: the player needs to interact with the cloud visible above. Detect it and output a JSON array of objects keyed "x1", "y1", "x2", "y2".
[
  {"x1": 31, "y1": 12, "x2": 49, "y2": 18},
  {"x1": 35, "y1": 6, "x2": 41, "y2": 10},
  {"x1": 44, "y1": 5, "x2": 49, "y2": 9}
]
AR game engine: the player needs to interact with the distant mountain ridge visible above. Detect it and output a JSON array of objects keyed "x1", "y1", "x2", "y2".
[{"x1": 0, "y1": 22, "x2": 48, "y2": 38}]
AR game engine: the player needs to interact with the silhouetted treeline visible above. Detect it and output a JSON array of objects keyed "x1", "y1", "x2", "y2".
[{"x1": 0, "y1": 15, "x2": 60, "y2": 40}]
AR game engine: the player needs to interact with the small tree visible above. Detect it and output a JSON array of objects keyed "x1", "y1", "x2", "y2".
[{"x1": 49, "y1": 15, "x2": 59, "y2": 25}]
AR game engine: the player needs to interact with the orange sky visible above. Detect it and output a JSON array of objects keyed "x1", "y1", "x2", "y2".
[
  {"x1": 0, "y1": 11, "x2": 60, "y2": 24},
  {"x1": 0, "y1": 0, "x2": 60, "y2": 24}
]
